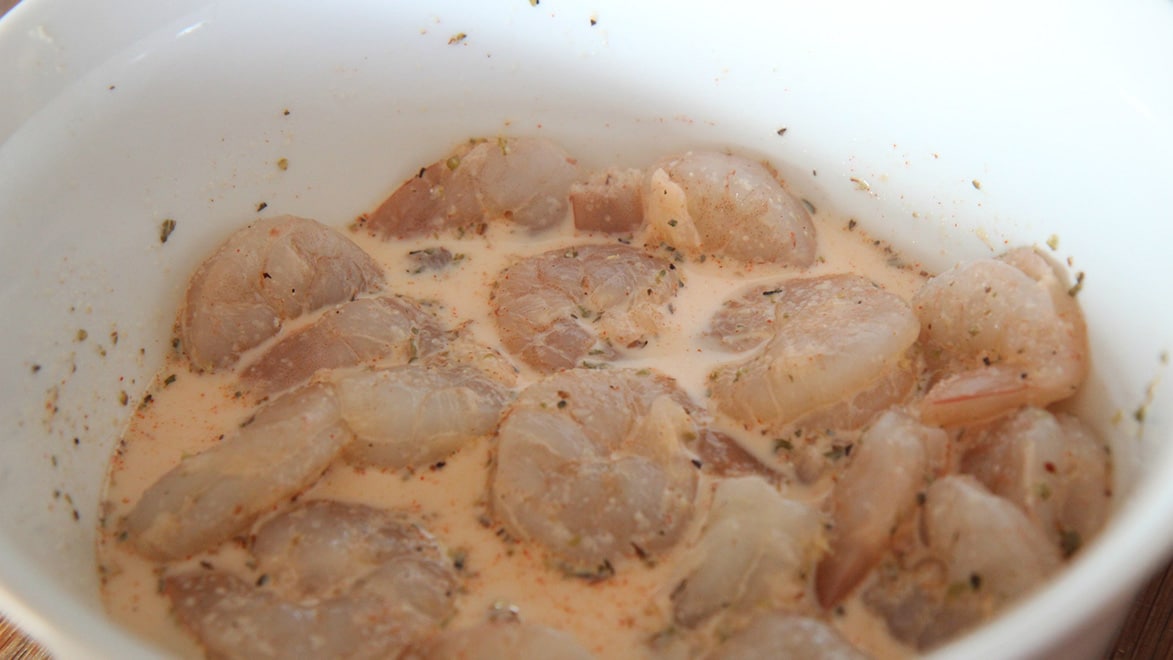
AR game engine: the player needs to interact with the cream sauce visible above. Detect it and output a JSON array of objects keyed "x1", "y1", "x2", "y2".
[{"x1": 97, "y1": 213, "x2": 927, "y2": 659}]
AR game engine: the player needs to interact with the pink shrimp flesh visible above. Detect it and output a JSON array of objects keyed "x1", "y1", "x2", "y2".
[{"x1": 180, "y1": 215, "x2": 384, "y2": 370}]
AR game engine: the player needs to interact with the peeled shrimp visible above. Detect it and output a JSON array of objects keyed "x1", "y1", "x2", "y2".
[
  {"x1": 671, "y1": 476, "x2": 825, "y2": 628},
  {"x1": 364, "y1": 137, "x2": 580, "y2": 238},
  {"x1": 710, "y1": 275, "x2": 919, "y2": 434},
  {"x1": 181, "y1": 215, "x2": 384, "y2": 370},
  {"x1": 123, "y1": 384, "x2": 351, "y2": 561},
  {"x1": 241, "y1": 295, "x2": 449, "y2": 398},
  {"x1": 705, "y1": 614, "x2": 869, "y2": 660},
  {"x1": 960, "y1": 407, "x2": 1111, "y2": 555},
  {"x1": 126, "y1": 333, "x2": 515, "y2": 558},
  {"x1": 166, "y1": 500, "x2": 457, "y2": 659},
  {"x1": 863, "y1": 475, "x2": 1062, "y2": 650},
  {"x1": 703, "y1": 283, "x2": 791, "y2": 353},
  {"x1": 418, "y1": 621, "x2": 594, "y2": 660},
  {"x1": 491, "y1": 368, "x2": 700, "y2": 571},
  {"x1": 334, "y1": 363, "x2": 512, "y2": 469},
  {"x1": 644, "y1": 151, "x2": 816, "y2": 265},
  {"x1": 570, "y1": 168, "x2": 645, "y2": 234},
  {"x1": 491, "y1": 244, "x2": 682, "y2": 372},
  {"x1": 913, "y1": 247, "x2": 1089, "y2": 426},
  {"x1": 927, "y1": 475, "x2": 1064, "y2": 594},
  {"x1": 690, "y1": 429, "x2": 782, "y2": 483},
  {"x1": 249, "y1": 500, "x2": 457, "y2": 605},
  {"x1": 429, "y1": 327, "x2": 520, "y2": 387},
  {"x1": 816, "y1": 411, "x2": 947, "y2": 607}
]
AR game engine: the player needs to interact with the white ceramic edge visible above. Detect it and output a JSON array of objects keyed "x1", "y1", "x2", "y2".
[
  {"x1": 0, "y1": 0, "x2": 200, "y2": 655},
  {"x1": 0, "y1": 0, "x2": 193, "y2": 654}
]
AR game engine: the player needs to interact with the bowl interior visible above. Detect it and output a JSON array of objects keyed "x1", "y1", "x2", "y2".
[{"x1": 1, "y1": 0, "x2": 1172, "y2": 657}]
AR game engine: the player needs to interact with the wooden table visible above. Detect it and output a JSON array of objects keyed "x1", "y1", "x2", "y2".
[{"x1": 1107, "y1": 561, "x2": 1173, "y2": 659}]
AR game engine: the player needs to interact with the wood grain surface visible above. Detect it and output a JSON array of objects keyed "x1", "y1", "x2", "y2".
[
  {"x1": 0, "y1": 0, "x2": 1169, "y2": 658},
  {"x1": 0, "y1": 617, "x2": 48, "y2": 660}
]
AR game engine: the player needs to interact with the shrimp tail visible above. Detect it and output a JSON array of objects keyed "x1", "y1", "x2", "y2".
[{"x1": 920, "y1": 366, "x2": 1030, "y2": 426}]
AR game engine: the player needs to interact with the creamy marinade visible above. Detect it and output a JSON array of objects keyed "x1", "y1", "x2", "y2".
[{"x1": 96, "y1": 138, "x2": 1110, "y2": 659}]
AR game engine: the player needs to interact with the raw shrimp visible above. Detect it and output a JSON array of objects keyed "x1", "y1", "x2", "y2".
[
  {"x1": 429, "y1": 327, "x2": 521, "y2": 387},
  {"x1": 671, "y1": 476, "x2": 826, "y2": 628},
  {"x1": 705, "y1": 614, "x2": 869, "y2": 660},
  {"x1": 703, "y1": 282, "x2": 791, "y2": 353},
  {"x1": 334, "y1": 363, "x2": 513, "y2": 470},
  {"x1": 127, "y1": 347, "x2": 513, "y2": 561},
  {"x1": 491, "y1": 368, "x2": 700, "y2": 571},
  {"x1": 863, "y1": 475, "x2": 1062, "y2": 650},
  {"x1": 816, "y1": 411, "x2": 947, "y2": 608},
  {"x1": 363, "y1": 137, "x2": 580, "y2": 238},
  {"x1": 690, "y1": 429, "x2": 782, "y2": 483},
  {"x1": 417, "y1": 621, "x2": 594, "y2": 660},
  {"x1": 123, "y1": 384, "x2": 351, "y2": 561},
  {"x1": 491, "y1": 244, "x2": 682, "y2": 372},
  {"x1": 709, "y1": 275, "x2": 920, "y2": 435},
  {"x1": 960, "y1": 407, "x2": 1111, "y2": 555},
  {"x1": 913, "y1": 247, "x2": 1089, "y2": 426},
  {"x1": 249, "y1": 500, "x2": 457, "y2": 606},
  {"x1": 924, "y1": 475, "x2": 1062, "y2": 599},
  {"x1": 180, "y1": 215, "x2": 385, "y2": 370},
  {"x1": 240, "y1": 295, "x2": 449, "y2": 398},
  {"x1": 166, "y1": 500, "x2": 457, "y2": 659},
  {"x1": 643, "y1": 151, "x2": 816, "y2": 265},
  {"x1": 570, "y1": 168, "x2": 645, "y2": 234}
]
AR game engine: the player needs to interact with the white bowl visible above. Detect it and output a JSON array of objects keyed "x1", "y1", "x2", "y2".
[{"x1": 1, "y1": 0, "x2": 1171, "y2": 657}]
